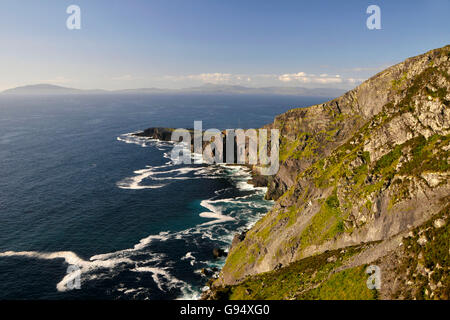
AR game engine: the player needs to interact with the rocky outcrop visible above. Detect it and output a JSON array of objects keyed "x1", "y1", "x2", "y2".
[
  {"x1": 134, "y1": 127, "x2": 178, "y2": 141},
  {"x1": 135, "y1": 129, "x2": 273, "y2": 180},
  {"x1": 214, "y1": 45, "x2": 450, "y2": 292},
  {"x1": 263, "y1": 45, "x2": 450, "y2": 200},
  {"x1": 203, "y1": 204, "x2": 448, "y2": 300}
]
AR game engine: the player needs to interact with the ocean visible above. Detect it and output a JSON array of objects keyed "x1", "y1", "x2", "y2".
[{"x1": 0, "y1": 93, "x2": 330, "y2": 299}]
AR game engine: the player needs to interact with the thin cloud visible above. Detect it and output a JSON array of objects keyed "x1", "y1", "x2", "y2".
[
  {"x1": 278, "y1": 72, "x2": 343, "y2": 84},
  {"x1": 111, "y1": 74, "x2": 142, "y2": 81},
  {"x1": 165, "y1": 73, "x2": 249, "y2": 84},
  {"x1": 40, "y1": 76, "x2": 74, "y2": 85},
  {"x1": 342, "y1": 65, "x2": 389, "y2": 73},
  {"x1": 163, "y1": 71, "x2": 367, "y2": 87}
]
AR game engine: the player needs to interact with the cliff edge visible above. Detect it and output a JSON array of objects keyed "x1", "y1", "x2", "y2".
[{"x1": 210, "y1": 45, "x2": 450, "y2": 299}]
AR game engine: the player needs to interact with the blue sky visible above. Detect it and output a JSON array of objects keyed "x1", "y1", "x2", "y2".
[{"x1": 0, "y1": 0, "x2": 449, "y2": 91}]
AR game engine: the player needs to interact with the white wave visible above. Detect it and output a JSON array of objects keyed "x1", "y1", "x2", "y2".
[
  {"x1": 116, "y1": 165, "x2": 207, "y2": 190},
  {"x1": 0, "y1": 230, "x2": 181, "y2": 294},
  {"x1": 181, "y1": 252, "x2": 196, "y2": 266},
  {"x1": 177, "y1": 289, "x2": 201, "y2": 300},
  {"x1": 0, "y1": 134, "x2": 275, "y2": 299},
  {"x1": 90, "y1": 232, "x2": 170, "y2": 260},
  {"x1": 221, "y1": 165, "x2": 269, "y2": 193},
  {"x1": 116, "y1": 134, "x2": 154, "y2": 148},
  {"x1": 133, "y1": 231, "x2": 171, "y2": 251},
  {"x1": 199, "y1": 199, "x2": 234, "y2": 226},
  {"x1": 0, "y1": 179, "x2": 270, "y2": 296},
  {"x1": 119, "y1": 287, "x2": 148, "y2": 298},
  {"x1": 116, "y1": 132, "x2": 228, "y2": 191},
  {"x1": 131, "y1": 266, "x2": 184, "y2": 292},
  {"x1": 117, "y1": 181, "x2": 167, "y2": 190},
  {"x1": 117, "y1": 132, "x2": 174, "y2": 149},
  {"x1": 214, "y1": 187, "x2": 232, "y2": 195},
  {"x1": 0, "y1": 231, "x2": 173, "y2": 293},
  {"x1": 0, "y1": 250, "x2": 133, "y2": 292},
  {"x1": 181, "y1": 252, "x2": 194, "y2": 260},
  {"x1": 117, "y1": 132, "x2": 195, "y2": 165}
]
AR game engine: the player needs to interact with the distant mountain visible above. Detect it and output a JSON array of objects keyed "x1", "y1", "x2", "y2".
[
  {"x1": 1, "y1": 84, "x2": 106, "y2": 95},
  {"x1": 178, "y1": 84, "x2": 346, "y2": 97},
  {"x1": 2, "y1": 83, "x2": 345, "y2": 97},
  {"x1": 115, "y1": 87, "x2": 174, "y2": 94},
  {"x1": 113, "y1": 84, "x2": 345, "y2": 97}
]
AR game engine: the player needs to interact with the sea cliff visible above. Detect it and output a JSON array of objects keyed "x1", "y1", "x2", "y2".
[{"x1": 204, "y1": 45, "x2": 450, "y2": 300}]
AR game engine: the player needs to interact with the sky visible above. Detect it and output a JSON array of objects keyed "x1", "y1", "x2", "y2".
[{"x1": 0, "y1": 0, "x2": 449, "y2": 91}]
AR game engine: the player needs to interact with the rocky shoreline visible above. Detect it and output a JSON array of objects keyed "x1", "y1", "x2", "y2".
[
  {"x1": 133, "y1": 128, "x2": 272, "y2": 296},
  {"x1": 135, "y1": 44, "x2": 450, "y2": 302},
  {"x1": 132, "y1": 128, "x2": 270, "y2": 189}
]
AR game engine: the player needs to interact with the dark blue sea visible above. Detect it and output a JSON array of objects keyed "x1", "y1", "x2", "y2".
[{"x1": 0, "y1": 93, "x2": 330, "y2": 300}]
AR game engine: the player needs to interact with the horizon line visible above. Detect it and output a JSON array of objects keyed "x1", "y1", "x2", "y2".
[{"x1": 0, "y1": 83, "x2": 350, "y2": 96}]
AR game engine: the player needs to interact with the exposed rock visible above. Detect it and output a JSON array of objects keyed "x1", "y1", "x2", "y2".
[
  {"x1": 200, "y1": 268, "x2": 213, "y2": 277},
  {"x1": 417, "y1": 236, "x2": 428, "y2": 246},
  {"x1": 212, "y1": 248, "x2": 227, "y2": 259},
  {"x1": 231, "y1": 230, "x2": 248, "y2": 249},
  {"x1": 205, "y1": 204, "x2": 449, "y2": 300},
  {"x1": 134, "y1": 127, "x2": 176, "y2": 141},
  {"x1": 216, "y1": 45, "x2": 450, "y2": 289},
  {"x1": 433, "y1": 218, "x2": 445, "y2": 228},
  {"x1": 422, "y1": 172, "x2": 448, "y2": 188}
]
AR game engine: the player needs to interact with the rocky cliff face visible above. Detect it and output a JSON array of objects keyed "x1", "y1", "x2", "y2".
[
  {"x1": 205, "y1": 205, "x2": 448, "y2": 300},
  {"x1": 215, "y1": 45, "x2": 450, "y2": 290}
]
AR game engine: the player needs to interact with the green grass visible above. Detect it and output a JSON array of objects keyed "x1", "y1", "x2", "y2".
[
  {"x1": 399, "y1": 204, "x2": 449, "y2": 300},
  {"x1": 216, "y1": 244, "x2": 375, "y2": 300},
  {"x1": 222, "y1": 242, "x2": 250, "y2": 280},
  {"x1": 374, "y1": 144, "x2": 402, "y2": 174},
  {"x1": 391, "y1": 72, "x2": 408, "y2": 92},
  {"x1": 218, "y1": 52, "x2": 450, "y2": 288},
  {"x1": 299, "y1": 265, "x2": 378, "y2": 300},
  {"x1": 279, "y1": 132, "x2": 320, "y2": 162},
  {"x1": 399, "y1": 134, "x2": 450, "y2": 176},
  {"x1": 296, "y1": 190, "x2": 344, "y2": 251}
]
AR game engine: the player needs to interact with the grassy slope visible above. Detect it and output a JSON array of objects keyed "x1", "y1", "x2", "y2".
[
  {"x1": 209, "y1": 205, "x2": 448, "y2": 300},
  {"x1": 221, "y1": 49, "x2": 450, "y2": 282},
  {"x1": 211, "y1": 46, "x2": 450, "y2": 299}
]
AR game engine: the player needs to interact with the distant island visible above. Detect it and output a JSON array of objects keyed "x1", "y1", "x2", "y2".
[
  {"x1": 1, "y1": 84, "x2": 107, "y2": 95},
  {"x1": 1, "y1": 83, "x2": 345, "y2": 97}
]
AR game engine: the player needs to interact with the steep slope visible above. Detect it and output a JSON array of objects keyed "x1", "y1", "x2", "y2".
[
  {"x1": 205, "y1": 205, "x2": 448, "y2": 300},
  {"x1": 214, "y1": 45, "x2": 450, "y2": 289}
]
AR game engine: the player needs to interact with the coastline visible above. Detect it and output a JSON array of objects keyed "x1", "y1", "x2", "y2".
[
  {"x1": 0, "y1": 130, "x2": 273, "y2": 300},
  {"x1": 130, "y1": 129, "x2": 273, "y2": 299},
  {"x1": 131, "y1": 128, "x2": 270, "y2": 189}
]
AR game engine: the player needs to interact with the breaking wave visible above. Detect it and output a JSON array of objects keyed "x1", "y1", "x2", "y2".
[{"x1": 0, "y1": 132, "x2": 273, "y2": 300}]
